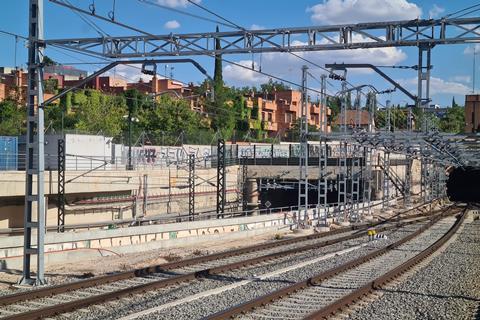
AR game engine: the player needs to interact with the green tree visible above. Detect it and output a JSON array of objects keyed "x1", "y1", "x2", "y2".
[
  {"x1": 412, "y1": 106, "x2": 440, "y2": 131},
  {"x1": 73, "y1": 90, "x2": 127, "y2": 137},
  {"x1": 44, "y1": 103, "x2": 77, "y2": 133},
  {"x1": 43, "y1": 56, "x2": 57, "y2": 66},
  {"x1": 44, "y1": 78, "x2": 58, "y2": 94},
  {"x1": 439, "y1": 105, "x2": 465, "y2": 133},
  {"x1": 452, "y1": 96, "x2": 458, "y2": 108},
  {"x1": 206, "y1": 26, "x2": 236, "y2": 138},
  {"x1": 0, "y1": 100, "x2": 25, "y2": 135},
  {"x1": 214, "y1": 26, "x2": 223, "y2": 88},
  {"x1": 260, "y1": 79, "x2": 289, "y2": 93},
  {"x1": 138, "y1": 95, "x2": 209, "y2": 144},
  {"x1": 286, "y1": 119, "x2": 319, "y2": 141}
]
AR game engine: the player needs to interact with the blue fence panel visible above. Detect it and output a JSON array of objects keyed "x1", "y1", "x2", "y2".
[{"x1": 0, "y1": 136, "x2": 18, "y2": 170}]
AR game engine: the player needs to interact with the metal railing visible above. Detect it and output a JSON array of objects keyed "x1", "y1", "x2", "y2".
[{"x1": 3, "y1": 152, "x2": 374, "y2": 172}]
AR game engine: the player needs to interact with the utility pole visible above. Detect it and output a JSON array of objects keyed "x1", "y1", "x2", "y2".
[
  {"x1": 298, "y1": 65, "x2": 309, "y2": 227},
  {"x1": 473, "y1": 46, "x2": 477, "y2": 94},
  {"x1": 338, "y1": 81, "x2": 348, "y2": 222},
  {"x1": 21, "y1": 0, "x2": 46, "y2": 286},
  {"x1": 417, "y1": 45, "x2": 432, "y2": 133},
  {"x1": 317, "y1": 74, "x2": 328, "y2": 226},
  {"x1": 386, "y1": 100, "x2": 391, "y2": 132},
  {"x1": 127, "y1": 112, "x2": 133, "y2": 170}
]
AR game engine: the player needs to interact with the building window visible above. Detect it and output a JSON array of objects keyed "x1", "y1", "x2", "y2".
[{"x1": 285, "y1": 113, "x2": 292, "y2": 123}]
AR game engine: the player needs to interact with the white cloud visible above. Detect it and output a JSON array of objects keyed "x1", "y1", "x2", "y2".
[
  {"x1": 223, "y1": 36, "x2": 407, "y2": 87},
  {"x1": 399, "y1": 77, "x2": 471, "y2": 95},
  {"x1": 156, "y1": 0, "x2": 200, "y2": 8},
  {"x1": 428, "y1": 4, "x2": 445, "y2": 19},
  {"x1": 308, "y1": 0, "x2": 422, "y2": 25},
  {"x1": 464, "y1": 44, "x2": 480, "y2": 55},
  {"x1": 450, "y1": 75, "x2": 471, "y2": 84},
  {"x1": 164, "y1": 20, "x2": 181, "y2": 29},
  {"x1": 223, "y1": 60, "x2": 269, "y2": 85},
  {"x1": 250, "y1": 24, "x2": 265, "y2": 30},
  {"x1": 105, "y1": 64, "x2": 157, "y2": 83}
]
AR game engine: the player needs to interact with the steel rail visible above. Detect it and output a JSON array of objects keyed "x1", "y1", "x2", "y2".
[
  {"x1": 204, "y1": 205, "x2": 463, "y2": 320},
  {"x1": 0, "y1": 212, "x2": 442, "y2": 319},
  {"x1": 304, "y1": 206, "x2": 467, "y2": 320}
]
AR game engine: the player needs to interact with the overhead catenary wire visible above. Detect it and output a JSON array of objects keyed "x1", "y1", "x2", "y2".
[
  {"x1": 137, "y1": 0, "x2": 239, "y2": 29},
  {"x1": 63, "y1": 0, "x2": 109, "y2": 37},
  {"x1": 48, "y1": 1, "x2": 341, "y2": 100},
  {"x1": 165, "y1": 0, "x2": 386, "y2": 106}
]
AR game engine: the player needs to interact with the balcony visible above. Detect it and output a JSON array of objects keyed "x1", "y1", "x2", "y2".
[
  {"x1": 262, "y1": 101, "x2": 277, "y2": 111},
  {"x1": 280, "y1": 102, "x2": 298, "y2": 112},
  {"x1": 310, "y1": 104, "x2": 320, "y2": 114},
  {"x1": 262, "y1": 121, "x2": 278, "y2": 132}
]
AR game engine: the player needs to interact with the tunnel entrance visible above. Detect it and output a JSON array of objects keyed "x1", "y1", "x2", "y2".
[
  {"x1": 447, "y1": 167, "x2": 480, "y2": 202},
  {"x1": 258, "y1": 179, "x2": 366, "y2": 209}
]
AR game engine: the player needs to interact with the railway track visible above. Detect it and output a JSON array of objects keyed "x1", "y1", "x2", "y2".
[
  {"x1": 205, "y1": 205, "x2": 466, "y2": 320},
  {"x1": 0, "y1": 204, "x2": 452, "y2": 320}
]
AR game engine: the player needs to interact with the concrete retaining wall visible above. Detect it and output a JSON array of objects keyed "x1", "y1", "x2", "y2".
[{"x1": 0, "y1": 211, "x2": 293, "y2": 270}]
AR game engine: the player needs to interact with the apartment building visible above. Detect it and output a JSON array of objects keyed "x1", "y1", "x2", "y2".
[
  {"x1": 246, "y1": 90, "x2": 331, "y2": 138},
  {"x1": 465, "y1": 94, "x2": 480, "y2": 133},
  {"x1": 0, "y1": 68, "x2": 56, "y2": 104},
  {"x1": 334, "y1": 109, "x2": 372, "y2": 131}
]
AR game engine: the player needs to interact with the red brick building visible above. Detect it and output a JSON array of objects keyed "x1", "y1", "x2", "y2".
[
  {"x1": 246, "y1": 90, "x2": 331, "y2": 137},
  {"x1": 465, "y1": 94, "x2": 480, "y2": 133}
]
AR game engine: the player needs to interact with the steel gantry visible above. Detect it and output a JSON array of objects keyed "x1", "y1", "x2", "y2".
[
  {"x1": 45, "y1": 17, "x2": 480, "y2": 58},
  {"x1": 23, "y1": 1, "x2": 480, "y2": 283}
]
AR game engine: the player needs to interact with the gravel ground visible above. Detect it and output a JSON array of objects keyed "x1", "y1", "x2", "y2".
[
  {"x1": 0, "y1": 230, "x2": 290, "y2": 295},
  {"x1": 55, "y1": 223, "x2": 427, "y2": 320},
  {"x1": 347, "y1": 218, "x2": 480, "y2": 320}
]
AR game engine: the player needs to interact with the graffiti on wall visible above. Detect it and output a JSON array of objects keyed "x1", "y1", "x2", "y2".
[{"x1": 131, "y1": 145, "x2": 212, "y2": 165}]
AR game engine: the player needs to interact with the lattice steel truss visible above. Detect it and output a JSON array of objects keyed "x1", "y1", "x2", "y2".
[
  {"x1": 45, "y1": 17, "x2": 480, "y2": 58},
  {"x1": 361, "y1": 147, "x2": 373, "y2": 217},
  {"x1": 23, "y1": 2, "x2": 480, "y2": 282},
  {"x1": 240, "y1": 157, "x2": 248, "y2": 212},
  {"x1": 297, "y1": 66, "x2": 309, "y2": 227},
  {"x1": 216, "y1": 139, "x2": 226, "y2": 218},
  {"x1": 350, "y1": 145, "x2": 362, "y2": 221},
  {"x1": 188, "y1": 154, "x2": 195, "y2": 221},
  {"x1": 57, "y1": 139, "x2": 66, "y2": 233},
  {"x1": 21, "y1": 0, "x2": 46, "y2": 286}
]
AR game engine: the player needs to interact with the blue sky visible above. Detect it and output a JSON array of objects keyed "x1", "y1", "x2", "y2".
[{"x1": 0, "y1": 0, "x2": 479, "y2": 107}]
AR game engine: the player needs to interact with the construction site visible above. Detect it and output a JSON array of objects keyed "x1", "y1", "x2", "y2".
[{"x1": 0, "y1": 1, "x2": 479, "y2": 319}]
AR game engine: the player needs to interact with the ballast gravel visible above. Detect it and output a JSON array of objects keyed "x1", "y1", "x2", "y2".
[
  {"x1": 347, "y1": 219, "x2": 480, "y2": 320},
  {"x1": 55, "y1": 223, "x2": 426, "y2": 320}
]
